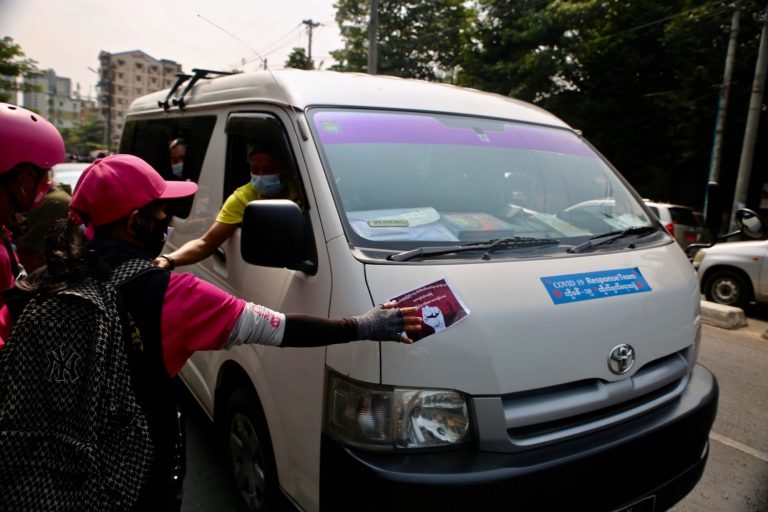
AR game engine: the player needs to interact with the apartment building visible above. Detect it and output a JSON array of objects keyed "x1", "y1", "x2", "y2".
[
  {"x1": 98, "y1": 50, "x2": 183, "y2": 147},
  {"x1": 22, "y1": 69, "x2": 97, "y2": 130}
]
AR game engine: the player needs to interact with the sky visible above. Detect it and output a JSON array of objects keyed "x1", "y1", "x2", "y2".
[{"x1": 0, "y1": 0, "x2": 343, "y2": 101}]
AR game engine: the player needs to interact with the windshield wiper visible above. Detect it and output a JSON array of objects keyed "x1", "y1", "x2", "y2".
[
  {"x1": 567, "y1": 226, "x2": 657, "y2": 254},
  {"x1": 388, "y1": 237, "x2": 559, "y2": 262}
]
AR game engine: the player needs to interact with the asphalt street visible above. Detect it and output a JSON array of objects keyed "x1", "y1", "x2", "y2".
[{"x1": 671, "y1": 310, "x2": 768, "y2": 512}]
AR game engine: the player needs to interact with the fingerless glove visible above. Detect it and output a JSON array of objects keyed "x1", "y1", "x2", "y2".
[{"x1": 354, "y1": 305, "x2": 404, "y2": 342}]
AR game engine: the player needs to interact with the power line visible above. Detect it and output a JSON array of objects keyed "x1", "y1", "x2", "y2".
[{"x1": 196, "y1": 14, "x2": 266, "y2": 65}]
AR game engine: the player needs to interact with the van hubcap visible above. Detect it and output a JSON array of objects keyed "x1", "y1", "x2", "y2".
[{"x1": 229, "y1": 412, "x2": 266, "y2": 511}]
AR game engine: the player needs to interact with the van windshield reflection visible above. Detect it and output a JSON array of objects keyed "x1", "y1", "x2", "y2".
[{"x1": 309, "y1": 109, "x2": 655, "y2": 255}]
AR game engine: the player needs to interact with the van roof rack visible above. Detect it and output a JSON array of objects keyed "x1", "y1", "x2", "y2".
[
  {"x1": 159, "y1": 73, "x2": 192, "y2": 111},
  {"x1": 173, "y1": 68, "x2": 236, "y2": 111}
]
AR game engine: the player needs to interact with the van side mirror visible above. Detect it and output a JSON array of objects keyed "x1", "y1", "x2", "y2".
[
  {"x1": 734, "y1": 208, "x2": 765, "y2": 239},
  {"x1": 703, "y1": 181, "x2": 722, "y2": 237},
  {"x1": 241, "y1": 200, "x2": 317, "y2": 274}
]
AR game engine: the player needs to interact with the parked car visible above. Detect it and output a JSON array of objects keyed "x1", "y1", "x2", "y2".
[
  {"x1": 644, "y1": 201, "x2": 704, "y2": 249},
  {"x1": 694, "y1": 239, "x2": 768, "y2": 308},
  {"x1": 51, "y1": 162, "x2": 89, "y2": 194}
]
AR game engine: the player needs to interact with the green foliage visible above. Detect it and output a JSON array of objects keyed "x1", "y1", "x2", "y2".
[
  {"x1": 60, "y1": 116, "x2": 106, "y2": 157},
  {"x1": 285, "y1": 47, "x2": 314, "y2": 70},
  {"x1": 330, "y1": 0, "x2": 473, "y2": 81},
  {"x1": 455, "y1": 0, "x2": 767, "y2": 209},
  {"x1": 0, "y1": 36, "x2": 42, "y2": 103}
]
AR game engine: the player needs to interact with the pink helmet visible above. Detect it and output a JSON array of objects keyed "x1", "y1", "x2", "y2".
[{"x1": 0, "y1": 103, "x2": 66, "y2": 174}]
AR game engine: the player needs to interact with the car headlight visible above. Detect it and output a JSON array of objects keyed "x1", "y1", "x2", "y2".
[
  {"x1": 324, "y1": 370, "x2": 471, "y2": 451},
  {"x1": 692, "y1": 249, "x2": 706, "y2": 266}
]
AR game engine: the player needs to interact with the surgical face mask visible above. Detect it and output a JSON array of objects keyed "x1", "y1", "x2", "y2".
[
  {"x1": 171, "y1": 162, "x2": 184, "y2": 178},
  {"x1": 250, "y1": 174, "x2": 284, "y2": 197}
]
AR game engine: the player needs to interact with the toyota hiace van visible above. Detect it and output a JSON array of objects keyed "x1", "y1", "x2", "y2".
[{"x1": 120, "y1": 69, "x2": 717, "y2": 512}]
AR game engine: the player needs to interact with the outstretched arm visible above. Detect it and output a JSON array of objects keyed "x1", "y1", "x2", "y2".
[
  {"x1": 226, "y1": 301, "x2": 422, "y2": 348},
  {"x1": 157, "y1": 220, "x2": 238, "y2": 269}
]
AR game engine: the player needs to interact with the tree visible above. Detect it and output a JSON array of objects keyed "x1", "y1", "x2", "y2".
[
  {"x1": 458, "y1": 0, "x2": 766, "y2": 210},
  {"x1": 330, "y1": 0, "x2": 473, "y2": 81},
  {"x1": 285, "y1": 47, "x2": 314, "y2": 70},
  {"x1": 0, "y1": 36, "x2": 41, "y2": 103},
  {"x1": 60, "y1": 117, "x2": 107, "y2": 159}
]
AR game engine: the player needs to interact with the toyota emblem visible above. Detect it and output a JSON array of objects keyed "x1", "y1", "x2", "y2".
[{"x1": 608, "y1": 344, "x2": 635, "y2": 375}]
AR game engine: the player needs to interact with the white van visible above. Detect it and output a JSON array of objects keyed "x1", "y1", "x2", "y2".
[{"x1": 121, "y1": 69, "x2": 717, "y2": 512}]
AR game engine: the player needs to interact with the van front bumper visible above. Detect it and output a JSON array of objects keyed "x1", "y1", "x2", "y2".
[{"x1": 319, "y1": 364, "x2": 717, "y2": 511}]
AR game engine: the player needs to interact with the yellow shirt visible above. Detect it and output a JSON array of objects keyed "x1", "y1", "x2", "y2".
[{"x1": 216, "y1": 180, "x2": 301, "y2": 225}]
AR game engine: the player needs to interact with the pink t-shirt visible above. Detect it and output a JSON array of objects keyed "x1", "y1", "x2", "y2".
[
  {"x1": 0, "y1": 226, "x2": 16, "y2": 350},
  {"x1": 0, "y1": 270, "x2": 252, "y2": 361},
  {"x1": 161, "y1": 272, "x2": 247, "y2": 376}
]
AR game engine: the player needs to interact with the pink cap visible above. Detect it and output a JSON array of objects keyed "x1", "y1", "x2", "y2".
[{"x1": 70, "y1": 154, "x2": 198, "y2": 226}]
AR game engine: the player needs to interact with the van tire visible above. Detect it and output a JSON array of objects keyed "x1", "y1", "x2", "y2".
[
  {"x1": 704, "y1": 269, "x2": 750, "y2": 309},
  {"x1": 224, "y1": 387, "x2": 280, "y2": 512}
]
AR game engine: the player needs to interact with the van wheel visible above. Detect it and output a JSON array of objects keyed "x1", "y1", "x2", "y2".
[
  {"x1": 704, "y1": 270, "x2": 749, "y2": 309},
  {"x1": 225, "y1": 388, "x2": 279, "y2": 512}
]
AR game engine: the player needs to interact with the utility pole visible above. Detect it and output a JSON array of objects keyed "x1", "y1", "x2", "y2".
[
  {"x1": 368, "y1": 0, "x2": 378, "y2": 74},
  {"x1": 730, "y1": 3, "x2": 768, "y2": 230},
  {"x1": 708, "y1": 5, "x2": 741, "y2": 185},
  {"x1": 302, "y1": 19, "x2": 320, "y2": 66}
]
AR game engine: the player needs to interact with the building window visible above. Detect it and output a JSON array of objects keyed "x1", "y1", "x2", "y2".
[
  {"x1": 117, "y1": 59, "x2": 125, "y2": 66},
  {"x1": 135, "y1": 87, "x2": 142, "y2": 95},
  {"x1": 118, "y1": 72, "x2": 124, "y2": 79},
  {"x1": 135, "y1": 75, "x2": 142, "y2": 82},
  {"x1": 135, "y1": 62, "x2": 143, "y2": 70},
  {"x1": 165, "y1": 80, "x2": 172, "y2": 87}
]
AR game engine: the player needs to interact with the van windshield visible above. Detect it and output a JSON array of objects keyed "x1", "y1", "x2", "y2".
[{"x1": 310, "y1": 109, "x2": 656, "y2": 256}]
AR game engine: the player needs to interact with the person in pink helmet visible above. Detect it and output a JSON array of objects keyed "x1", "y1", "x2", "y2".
[
  {"x1": 4, "y1": 154, "x2": 420, "y2": 511},
  {"x1": 0, "y1": 102, "x2": 67, "y2": 347}
]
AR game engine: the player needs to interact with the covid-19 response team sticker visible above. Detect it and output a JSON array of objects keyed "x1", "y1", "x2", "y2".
[{"x1": 540, "y1": 267, "x2": 651, "y2": 304}]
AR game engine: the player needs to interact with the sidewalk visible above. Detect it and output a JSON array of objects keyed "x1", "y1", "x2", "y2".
[{"x1": 700, "y1": 299, "x2": 768, "y2": 339}]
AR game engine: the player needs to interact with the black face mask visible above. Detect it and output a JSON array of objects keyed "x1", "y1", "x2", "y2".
[{"x1": 133, "y1": 215, "x2": 170, "y2": 259}]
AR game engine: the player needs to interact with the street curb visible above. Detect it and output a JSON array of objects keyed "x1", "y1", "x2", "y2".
[{"x1": 700, "y1": 300, "x2": 747, "y2": 329}]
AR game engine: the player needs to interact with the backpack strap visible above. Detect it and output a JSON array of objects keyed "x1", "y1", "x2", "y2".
[{"x1": 110, "y1": 258, "x2": 164, "y2": 287}]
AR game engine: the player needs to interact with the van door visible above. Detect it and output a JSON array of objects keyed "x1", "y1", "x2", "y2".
[{"x1": 192, "y1": 108, "x2": 334, "y2": 506}]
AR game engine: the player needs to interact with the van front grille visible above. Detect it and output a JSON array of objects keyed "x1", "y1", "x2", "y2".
[{"x1": 472, "y1": 349, "x2": 692, "y2": 453}]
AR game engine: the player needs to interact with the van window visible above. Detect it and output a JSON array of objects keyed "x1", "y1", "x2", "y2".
[
  {"x1": 309, "y1": 109, "x2": 654, "y2": 253},
  {"x1": 224, "y1": 112, "x2": 306, "y2": 211},
  {"x1": 120, "y1": 116, "x2": 216, "y2": 218}
]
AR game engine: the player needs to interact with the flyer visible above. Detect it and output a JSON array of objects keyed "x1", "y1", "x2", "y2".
[{"x1": 388, "y1": 278, "x2": 471, "y2": 342}]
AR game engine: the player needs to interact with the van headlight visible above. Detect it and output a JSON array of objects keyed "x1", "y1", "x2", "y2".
[{"x1": 324, "y1": 370, "x2": 471, "y2": 450}]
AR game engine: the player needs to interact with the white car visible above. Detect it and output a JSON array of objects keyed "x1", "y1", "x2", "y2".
[
  {"x1": 51, "y1": 162, "x2": 89, "y2": 193},
  {"x1": 694, "y1": 239, "x2": 768, "y2": 308}
]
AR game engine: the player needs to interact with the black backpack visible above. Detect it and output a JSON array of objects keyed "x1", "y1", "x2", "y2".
[{"x1": 0, "y1": 258, "x2": 159, "y2": 511}]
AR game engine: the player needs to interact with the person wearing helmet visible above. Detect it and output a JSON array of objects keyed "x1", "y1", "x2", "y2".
[
  {"x1": 5, "y1": 154, "x2": 420, "y2": 510},
  {"x1": 0, "y1": 103, "x2": 67, "y2": 346}
]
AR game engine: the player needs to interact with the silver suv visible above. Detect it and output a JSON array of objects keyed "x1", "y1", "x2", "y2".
[{"x1": 644, "y1": 201, "x2": 704, "y2": 249}]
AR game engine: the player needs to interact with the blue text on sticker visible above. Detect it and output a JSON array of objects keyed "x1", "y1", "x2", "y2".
[{"x1": 540, "y1": 267, "x2": 651, "y2": 304}]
